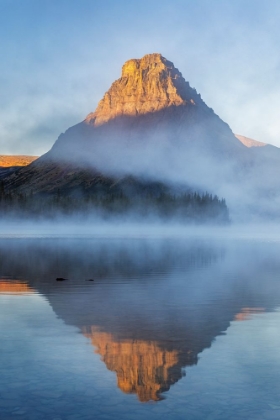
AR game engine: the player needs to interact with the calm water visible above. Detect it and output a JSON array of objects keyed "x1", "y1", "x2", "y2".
[{"x1": 1, "y1": 234, "x2": 280, "y2": 419}]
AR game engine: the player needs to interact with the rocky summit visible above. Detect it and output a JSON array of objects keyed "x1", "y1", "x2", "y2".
[{"x1": 85, "y1": 53, "x2": 207, "y2": 126}]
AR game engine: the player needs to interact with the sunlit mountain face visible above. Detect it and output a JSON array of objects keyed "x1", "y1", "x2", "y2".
[{"x1": 1, "y1": 238, "x2": 280, "y2": 402}]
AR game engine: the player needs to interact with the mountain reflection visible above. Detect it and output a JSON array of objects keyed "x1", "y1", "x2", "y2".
[
  {"x1": 83, "y1": 326, "x2": 194, "y2": 402},
  {"x1": 1, "y1": 237, "x2": 280, "y2": 402},
  {"x1": 234, "y1": 307, "x2": 265, "y2": 321},
  {"x1": 83, "y1": 328, "x2": 180, "y2": 402}
]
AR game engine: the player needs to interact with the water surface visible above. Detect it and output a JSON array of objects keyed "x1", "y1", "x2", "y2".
[{"x1": 1, "y1": 235, "x2": 280, "y2": 419}]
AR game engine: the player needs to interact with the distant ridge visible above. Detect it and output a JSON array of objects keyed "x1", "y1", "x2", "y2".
[
  {"x1": 0, "y1": 155, "x2": 38, "y2": 167},
  {"x1": 235, "y1": 134, "x2": 267, "y2": 148}
]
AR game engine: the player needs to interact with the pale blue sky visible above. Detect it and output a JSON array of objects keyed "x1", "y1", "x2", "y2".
[{"x1": 1, "y1": 0, "x2": 280, "y2": 154}]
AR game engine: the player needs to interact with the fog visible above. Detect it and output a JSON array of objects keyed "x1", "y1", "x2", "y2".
[
  {"x1": 39, "y1": 107, "x2": 280, "y2": 224},
  {"x1": 3, "y1": 107, "x2": 280, "y2": 225},
  {"x1": 1, "y1": 216, "x2": 280, "y2": 242}
]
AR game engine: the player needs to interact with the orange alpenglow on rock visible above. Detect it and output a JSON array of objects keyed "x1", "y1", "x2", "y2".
[
  {"x1": 85, "y1": 53, "x2": 203, "y2": 126},
  {"x1": 234, "y1": 134, "x2": 266, "y2": 148},
  {"x1": 83, "y1": 326, "x2": 185, "y2": 402}
]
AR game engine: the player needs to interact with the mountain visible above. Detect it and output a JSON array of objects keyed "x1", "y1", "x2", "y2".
[
  {"x1": 3, "y1": 54, "x2": 243, "y2": 194},
  {"x1": 2, "y1": 53, "x2": 280, "y2": 219}
]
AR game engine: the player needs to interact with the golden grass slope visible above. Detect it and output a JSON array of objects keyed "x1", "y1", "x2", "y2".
[{"x1": 0, "y1": 155, "x2": 38, "y2": 167}]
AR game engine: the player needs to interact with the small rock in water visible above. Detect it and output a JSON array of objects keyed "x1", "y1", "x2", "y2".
[
  {"x1": 86, "y1": 279, "x2": 94, "y2": 282},
  {"x1": 56, "y1": 277, "x2": 68, "y2": 281}
]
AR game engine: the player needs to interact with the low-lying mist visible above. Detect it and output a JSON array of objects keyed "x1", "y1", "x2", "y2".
[
  {"x1": 48, "y1": 111, "x2": 280, "y2": 223},
  {"x1": 4, "y1": 106, "x2": 280, "y2": 225},
  {"x1": 1, "y1": 215, "x2": 280, "y2": 243}
]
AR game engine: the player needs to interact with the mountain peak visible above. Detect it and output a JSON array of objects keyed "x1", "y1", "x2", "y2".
[
  {"x1": 121, "y1": 53, "x2": 165, "y2": 77},
  {"x1": 85, "y1": 53, "x2": 204, "y2": 126}
]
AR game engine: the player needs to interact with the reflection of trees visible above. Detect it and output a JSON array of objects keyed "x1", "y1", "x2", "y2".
[{"x1": 0, "y1": 238, "x2": 221, "y2": 283}]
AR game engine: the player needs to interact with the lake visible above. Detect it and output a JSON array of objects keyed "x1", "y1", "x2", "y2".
[{"x1": 1, "y1": 231, "x2": 280, "y2": 419}]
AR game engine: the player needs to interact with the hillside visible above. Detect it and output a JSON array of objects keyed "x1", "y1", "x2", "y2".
[{"x1": 0, "y1": 155, "x2": 38, "y2": 167}]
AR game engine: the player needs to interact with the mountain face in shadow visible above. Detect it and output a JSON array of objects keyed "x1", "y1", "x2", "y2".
[
  {"x1": 3, "y1": 53, "x2": 280, "y2": 219},
  {"x1": 1, "y1": 238, "x2": 280, "y2": 401}
]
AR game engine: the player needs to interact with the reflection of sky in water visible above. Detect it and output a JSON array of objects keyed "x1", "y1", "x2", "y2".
[
  {"x1": 0, "y1": 292, "x2": 121, "y2": 417},
  {"x1": 1, "y1": 238, "x2": 280, "y2": 419},
  {"x1": 2, "y1": 293, "x2": 280, "y2": 419},
  {"x1": 171, "y1": 310, "x2": 280, "y2": 418}
]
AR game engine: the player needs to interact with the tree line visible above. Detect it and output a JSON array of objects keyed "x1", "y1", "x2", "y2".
[{"x1": 0, "y1": 181, "x2": 229, "y2": 223}]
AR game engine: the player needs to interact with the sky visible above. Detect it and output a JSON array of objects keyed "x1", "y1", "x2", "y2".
[{"x1": 1, "y1": 0, "x2": 280, "y2": 155}]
